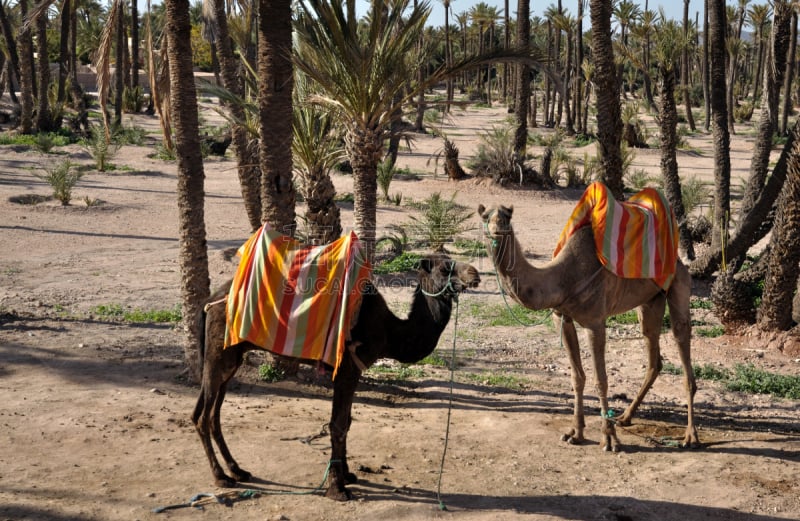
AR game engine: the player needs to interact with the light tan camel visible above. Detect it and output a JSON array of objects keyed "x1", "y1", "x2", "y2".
[{"x1": 478, "y1": 204, "x2": 699, "y2": 451}]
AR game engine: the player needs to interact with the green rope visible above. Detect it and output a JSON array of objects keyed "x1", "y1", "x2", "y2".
[
  {"x1": 436, "y1": 297, "x2": 459, "y2": 511},
  {"x1": 153, "y1": 460, "x2": 338, "y2": 513}
]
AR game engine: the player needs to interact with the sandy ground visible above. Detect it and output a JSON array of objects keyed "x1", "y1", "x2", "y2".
[{"x1": 1, "y1": 101, "x2": 799, "y2": 521}]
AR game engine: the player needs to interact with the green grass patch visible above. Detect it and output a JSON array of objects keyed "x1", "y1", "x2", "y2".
[
  {"x1": 453, "y1": 237, "x2": 488, "y2": 258},
  {"x1": 420, "y1": 349, "x2": 450, "y2": 367},
  {"x1": 690, "y1": 298, "x2": 713, "y2": 310},
  {"x1": 462, "y1": 372, "x2": 528, "y2": 391},
  {"x1": 695, "y1": 325, "x2": 725, "y2": 338},
  {"x1": 663, "y1": 362, "x2": 800, "y2": 399},
  {"x1": 607, "y1": 310, "x2": 639, "y2": 325},
  {"x1": 0, "y1": 132, "x2": 73, "y2": 148},
  {"x1": 374, "y1": 251, "x2": 423, "y2": 274},
  {"x1": 467, "y1": 301, "x2": 553, "y2": 327},
  {"x1": 91, "y1": 303, "x2": 181, "y2": 323}
]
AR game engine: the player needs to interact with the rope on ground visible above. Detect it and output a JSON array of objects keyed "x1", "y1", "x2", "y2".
[
  {"x1": 152, "y1": 459, "x2": 338, "y2": 513},
  {"x1": 436, "y1": 297, "x2": 460, "y2": 511}
]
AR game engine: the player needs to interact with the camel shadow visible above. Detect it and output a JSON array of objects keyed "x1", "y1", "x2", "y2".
[{"x1": 346, "y1": 480, "x2": 792, "y2": 521}]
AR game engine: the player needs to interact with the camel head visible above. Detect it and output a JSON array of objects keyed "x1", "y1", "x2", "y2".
[
  {"x1": 416, "y1": 253, "x2": 480, "y2": 298},
  {"x1": 477, "y1": 203, "x2": 514, "y2": 240}
]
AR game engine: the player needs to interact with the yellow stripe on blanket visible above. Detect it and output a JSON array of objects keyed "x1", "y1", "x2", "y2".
[
  {"x1": 224, "y1": 225, "x2": 372, "y2": 378},
  {"x1": 553, "y1": 182, "x2": 679, "y2": 290}
]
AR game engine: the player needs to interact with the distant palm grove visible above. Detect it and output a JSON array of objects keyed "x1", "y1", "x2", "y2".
[{"x1": 0, "y1": 0, "x2": 798, "y2": 377}]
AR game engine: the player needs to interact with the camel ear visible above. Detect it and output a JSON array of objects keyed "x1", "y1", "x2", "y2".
[
  {"x1": 507, "y1": 205, "x2": 514, "y2": 217},
  {"x1": 477, "y1": 204, "x2": 486, "y2": 217}
]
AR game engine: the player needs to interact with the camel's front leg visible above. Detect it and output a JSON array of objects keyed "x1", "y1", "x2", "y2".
[
  {"x1": 555, "y1": 314, "x2": 586, "y2": 445},
  {"x1": 586, "y1": 326, "x2": 621, "y2": 452},
  {"x1": 326, "y1": 360, "x2": 361, "y2": 501},
  {"x1": 617, "y1": 298, "x2": 666, "y2": 426}
]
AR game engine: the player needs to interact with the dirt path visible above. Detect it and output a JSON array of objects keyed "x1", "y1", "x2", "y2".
[{"x1": 1, "y1": 104, "x2": 798, "y2": 520}]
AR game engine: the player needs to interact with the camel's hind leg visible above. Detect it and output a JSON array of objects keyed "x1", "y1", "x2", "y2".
[
  {"x1": 192, "y1": 336, "x2": 248, "y2": 487},
  {"x1": 555, "y1": 314, "x2": 587, "y2": 445},
  {"x1": 616, "y1": 294, "x2": 667, "y2": 426},
  {"x1": 667, "y1": 265, "x2": 699, "y2": 447}
]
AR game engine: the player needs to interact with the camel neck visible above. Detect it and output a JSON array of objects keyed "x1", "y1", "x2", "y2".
[
  {"x1": 490, "y1": 230, "x2": 563, "y2": 310},
  {"x1": 388, "y1": 288, "x2": 453, "y2": 363}
]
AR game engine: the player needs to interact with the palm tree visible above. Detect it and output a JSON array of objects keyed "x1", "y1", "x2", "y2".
[
  {"x1": 739, "y1": 1, "x2": 791, "y2": 227},
  {"x1": 294, "y1": 0, "x2": 431, "y2": 262},
  {"x1": 209, "y1": 0, "x2": 262, "y2": 230},
  {"x1": 441, "y1": 0, "x2": 454, "y2": 111},
  {"x1": 34, "y1": 2, "x2": 53, "y2": 131},
  {"x1": 552, "y1": 11, "x2": 575, "y2": 134},
  {"x1": 513, "y1": 0, "x2": 530, "y2": 157},
  {"x1": 707, "y1": 0, "x2": 730, "y2": 253},
  {"x1": 0, "y1": 0, "x2": 21, "y2": 105},
  {"x1": 164, "y1": 0, "x2": 211, "y2": 381},
  {"x1": 292, "y1": 91, "x2": 344, "y2": 245},
  {"x1": 758, "y1": 120, "x2": 800, "y2": 331},
  {"x1": 780, "y1": 10, "x2": 797, "y2": 136},
  {"x1": 652, "y1": 14, "x2": 694, "y2": 260},
  {"x1": 257, "y1": 0, "x2": 296, "y2": 235},
  {"x1": 747, "y1": 3, "x2": 770, "y2": 103},
  {"x1": 681, "y1": 0, "x2": 695, "y2": 131},
  {"x1": 18, "y1": 0, "x2": 34, "y2": 134},
  {"x1": 590, "y1": 0, "x2": 624, "y2": 200}
]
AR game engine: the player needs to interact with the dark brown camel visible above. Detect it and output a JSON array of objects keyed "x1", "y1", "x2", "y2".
[
  {"x1": 478, "y1": 204, "x2": 699, "y2": 452},
  {"x1": 192, "y1": 253, "x2": 480, "y2": 500}
]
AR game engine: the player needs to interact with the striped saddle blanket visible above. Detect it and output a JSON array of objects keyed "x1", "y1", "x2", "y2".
[
  {"x1": 224, "y1": 224, "x2": 372, "y2": 377},
  {"x1": 553, "y1": 182, "x2": 679, "y2": 290}
]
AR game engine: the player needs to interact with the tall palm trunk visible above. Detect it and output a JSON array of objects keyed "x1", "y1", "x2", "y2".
[
  {"x1": 708, "y1": 0, "x2": 730, "y2": 252},
  {"x1": 18, "y1": 0, "x2": 34, "y2": 134},
  {"x1": 211, "y1": 0, "x2": 262, "y2": 230},
  {"x1": 739, "y1": 2, "x2": 791, "y2": 226},
  {"x1": 35, "y1": 10, "x2": 53, "y2": 132},
  {"x1": 590, "y1": 0, "x2": 624, "y2": 200},
  {"x1": 115, "y1": 6, "x2": 125, "y2": 127},
  {"x1": 131, "y1": 0, "x2": 140, "y2": 88},
  {"x1": 514, "y1": 0, "x2": 530, "y2": 157},
  {"x1": 702, "y1": 1, "x2": 710, "y2": 132},
  {"x1": 681, "y1": 0, "x2": 695, "y2": 131},
  {"x1": 780, "y1": 11, "x2": 797, "y2": 136},
  {"x1": 347, "y1": 127, "x2": 382, "y2": 263},
  {"x1": 659, "y1": 67, "x2": 695, "y2": 260},
  {"x1": 257, "y1": 0, "x2": 296, "y2": 235},
  {"x1": 575, "y1": 0, "x2": 584, "y2": 135},
  {"x1": 57, "y1": 0, "x2": 72, "y2": 103},
  {"x1": 165, "y1": 0, "x2": 210, "y2": 382}
]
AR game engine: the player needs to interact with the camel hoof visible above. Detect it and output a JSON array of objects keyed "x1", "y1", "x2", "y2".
[
  {"x1": 561, "y1": 433, "x2": 582, "y2": 445},
  {"x1": 345, "y1": 471, "x2": 358, "y2": 484},
  {"x1": 324, "y1": 486, "x2": 353, "y2": 501}
]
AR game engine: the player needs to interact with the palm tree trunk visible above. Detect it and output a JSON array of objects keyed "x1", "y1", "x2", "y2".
[
  {"x1": 758, "y1": 121, "x2": 800, "y2": 331},
  {"x1": 702, "y1": 0, "x2": 710, "y2": 132},
  {"x1": 57, "y1": 0, "x2": 72, "y2": 103},
  {"x1": 165, "y1": 0, "x2": 210, "y2": 382},
  {"x1": 347, "y1": 127, "x2": 382, "y2": 264},
  {"x1": 514, "y1": 0, "x2": 530, "y2": 157},
  {"x1": 708, "y1": 0, "x2": 731, "y2": 252},
  {"x1": 576, "y1": 0, "x2": 584, "y2": 135},
  {"x1": 590, "y1": 0, "x2": 624, "y2": 200},
  {"x1": 35, "y1": 11, "x2": 53, "y2": 132},
  {"x1": 659, "y1": 68, "x2": 695, "y2": 260},
  {"x1": 115, "y1": 7, "x2": 125, "y2": 127},
  {"x1": 18, "y1": 0, "x2": 34, "y2": 134},
  {"x1": 131, "y1": 0, "x2": 140, "y2": 88},
  {"x1": 210, "y1": 0, "x2": 262, "y2": 231},
  {"x1": 257, "y1": 0, "x2": 296, "y2": 235},
  {"x1": 681, "y1": 0, "x2": 696, "y2": 131},
  {"x1": 739, "y1": 2, "x2": 791, "y2": 224},
  {"x1": 780, "y1": 11, "x2": 797, "y2": 136}
]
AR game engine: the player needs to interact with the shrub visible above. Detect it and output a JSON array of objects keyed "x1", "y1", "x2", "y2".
[
  {"x1": 37, "y1": 160, "x2": 83, "y2": 205},
  {"x1": 468, "y1": 125, "x2": 516, "y2": 182},
  {"x1": 83, "y1": 126, "x2": 120, "y2": 171},
  {"x1": 406, "y1": 192, "x2": 474, "y2": 252}
]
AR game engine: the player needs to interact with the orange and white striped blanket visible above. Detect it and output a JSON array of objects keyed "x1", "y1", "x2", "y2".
[
  {"x1": 224, "y1": 225, "x2": 372, "y2": 377},
  {"x1": 553, "y1": 182, "x2": 679, "y2": 290}
]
